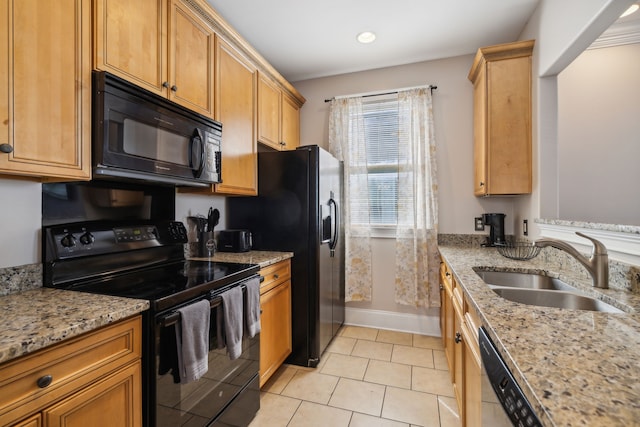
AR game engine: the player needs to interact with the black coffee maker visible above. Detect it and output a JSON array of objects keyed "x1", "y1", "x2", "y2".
[{"x1": 482, "y1": 213, "x2": 506, "y2": 246}]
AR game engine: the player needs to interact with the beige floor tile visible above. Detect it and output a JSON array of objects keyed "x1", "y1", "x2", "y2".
[
  {"x1": 320, "y1": 353, "x2": 369, "y2": 380},
  {"x1": 437, "y1": 395, "x2": 461, "y2": 427},
  {"x1": 248, "y1": 392, "x2": 301, "y2": 427},
  {"x1": 364, "y1": 359, "x2": 412, "y2": 389},
  {"x1": 381, "y1": 387, "x2": 441, "y2": 426},
  {"x1": 433, "y1": 350, "x2": 449, "y2": 371},
  {"x1": 392, "y1": 345, "x2": 435, "y2": 368},
  {"x1": 349, "y1": 412, "x2": 410, "y2": 427},
  {"x1": 413, "y1": 334, "x2": 444, "y2": 350},
  {"x1": 340, "y1": 325, "x2": 379, "y2": 341},
  {"x1": 377, "y1": 329, "x2": 413, "y2": 346},
  {"x1": 281, "y1": 370, "x2": 339, "y2": 404},
  {"x1": 329, "y1": 377, "x2": 386, "y2": 416},
  {"x1": 412, "y1": 367, "x2": 455, "y2": 397},
  {"x1": 327, "y1": 336, "x2": 357, "y2": 355},
  {"x1": 288, "y1": 401, "x2": 352, "y2": 427},
  {"x1": 261, "y1": 364, "x2": 298, "y2": 394},
  {"x1": 352, "y1": 339, "x2": 393, "y2": 361}
]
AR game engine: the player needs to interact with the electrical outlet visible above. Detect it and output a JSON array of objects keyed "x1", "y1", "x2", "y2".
[
  {"x1": 474, "y1": 217, "x2": 485, "y2": 231},
  {"x1": 523, "y1": 219, "x2": 528, "y2": 236}
]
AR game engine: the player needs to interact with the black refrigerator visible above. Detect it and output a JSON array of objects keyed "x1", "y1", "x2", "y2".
[{"x1": 227, "y1": 145, "x2": 345, "y2": 367}]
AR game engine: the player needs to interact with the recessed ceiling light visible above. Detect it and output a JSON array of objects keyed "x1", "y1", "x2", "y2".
[
  {"x1": 357, "y1": 31, "x2": 376, "y2": 44},
  {"x1": 620, "y1": 4, "x2": 639, "y2": 18}
]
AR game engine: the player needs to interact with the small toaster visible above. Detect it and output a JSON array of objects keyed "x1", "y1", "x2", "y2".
[{"x1": 217, "y1": 229, "x2": 252, "y2": 252}]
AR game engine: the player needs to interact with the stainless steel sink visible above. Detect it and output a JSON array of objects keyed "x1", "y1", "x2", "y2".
[
  {"x1": 476, "y1": 270, "x2": 575, "y2": 291},
  {"x1": 491, "y1": 288, "x2": 624, "y2": 313},
  {"x1": 475, "y1": 270, "x2": 624, "y2": 313}
]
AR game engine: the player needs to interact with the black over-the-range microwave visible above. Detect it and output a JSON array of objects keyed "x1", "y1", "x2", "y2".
[{"x1": 92, "y1": 71, "x2": 222, "y2": 187}]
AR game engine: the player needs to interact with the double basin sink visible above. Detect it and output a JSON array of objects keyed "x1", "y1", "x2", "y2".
[{"x1": 476, "y1": 270, "x2": 624, "y2": 313}]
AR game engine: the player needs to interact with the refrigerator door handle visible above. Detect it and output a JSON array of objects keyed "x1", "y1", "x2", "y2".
[{"x1": 328, "y1": 197, "x2": 339, "y2": 256}]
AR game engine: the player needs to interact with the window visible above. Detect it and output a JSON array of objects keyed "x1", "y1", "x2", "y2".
[{"x1": 351, "y1": 97, "x2": 405, "y2": 226}]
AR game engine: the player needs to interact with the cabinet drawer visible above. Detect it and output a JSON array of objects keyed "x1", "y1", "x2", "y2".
[
  {"x1": 0, "y1": 316, "x2": 141, "y2": 425},
  {"x1": 260, "y1": 260, "x2": 291, "y2": 295}
]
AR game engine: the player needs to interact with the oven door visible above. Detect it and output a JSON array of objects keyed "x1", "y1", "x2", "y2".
[
  {"x1": 154, "y1": 300, "x2": 259, "y2": 427},
  {"x1": 479, "y1": 327, "x2": 542, "y2": 427}
]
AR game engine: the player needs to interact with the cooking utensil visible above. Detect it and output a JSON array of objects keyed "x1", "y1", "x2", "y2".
[{"x1": 206, "y1": 208, "x2": 220, "y2": 232}]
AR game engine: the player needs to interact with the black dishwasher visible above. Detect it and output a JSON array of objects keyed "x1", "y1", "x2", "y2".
[{"x1": 479, "y1": 327, "x2": 542, "y2": 427}]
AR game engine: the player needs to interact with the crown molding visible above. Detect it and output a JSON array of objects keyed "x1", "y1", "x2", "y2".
[{"x1": 589, "y1": 19, "x2": 640, "y2": 49}]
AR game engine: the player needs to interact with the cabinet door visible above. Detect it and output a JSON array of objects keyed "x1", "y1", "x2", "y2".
[
  {"x1": 463, "y1": 329, "x2": 482, "y2": 427},
  {"x1": 43, "y1": 361, "x2": 142, "y2": 427},
  {"x1": 214, "y1": 38, "x2": 258, "y2": 196},
  {"x1": 94, "y1": 0, "x2": 167, "y2": 96},
  {"x1": 259, "y1": 280, "x2": 292, "y2": 387},
  {"x1": 168, "y1": 0, "x2": 214, "y2": 117},
  {"x1": 11, "y1": 414, "x2": 41, "y2": 427},
  {"x1": 473, "y1": 64, "x2": 487, "y2": 196},
  {"x1": 453, "y1": 302, "x2": 464, "y2": 415},
  {"x1": 281, "y1": 93, "x2": 300, "y2": 150},
  {"x1": 257, "y1": 73, "x2": 282, "y2": 150},
  {"x1": 486, "y1": 57, "x2": 532, "y2": 195},
  {"x1": 0, "y1": 0, "x2": 91, "y2": 180}
]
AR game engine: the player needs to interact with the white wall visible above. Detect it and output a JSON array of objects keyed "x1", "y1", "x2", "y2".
[
  {"x1": 557, "y1": 43, "x2": 640, "y2": 225},
  {"x1": 515, "y1": 0, "x2": 634, "y2": 238},
  {"x1": 0, "y1": 179, "x2": 42, "y2": 268}
]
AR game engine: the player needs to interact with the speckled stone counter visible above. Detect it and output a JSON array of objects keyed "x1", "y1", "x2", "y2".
[
  {"x1": 0, "y1": 288, "x2": 149, "y2": 365},
  {"x1": 438, "y1": 243, "x2": 640, "y2": 427},
  {"x1": 191, "y1": 250, "x2": 293, "y2": 268}
]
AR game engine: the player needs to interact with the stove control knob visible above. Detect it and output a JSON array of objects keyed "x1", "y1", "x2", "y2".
[
  {"x1": 60, "y1": 233, "x2": 76, "y2": 248},
  {"x1": 79, "y1": 232, "x2": 95, "y2": 245}
]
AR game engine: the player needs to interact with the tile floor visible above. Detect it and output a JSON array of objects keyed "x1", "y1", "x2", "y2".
[{"x1": 249, "y1": 326, "x2": 461, "y2": 427}]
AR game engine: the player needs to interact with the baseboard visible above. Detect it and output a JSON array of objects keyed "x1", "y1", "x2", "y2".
[{"x1": 344, "y1": 307, "x2": 441, "y2": 337}]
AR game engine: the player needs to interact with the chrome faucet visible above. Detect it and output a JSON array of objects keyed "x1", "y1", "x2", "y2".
[{"x1": 534, "y1": 232, "x2": 609, "y2": 289}]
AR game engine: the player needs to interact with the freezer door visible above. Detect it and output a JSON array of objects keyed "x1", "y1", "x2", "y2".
[{"x1": 318, "y1": 148, "x2": 344, "y2": 354}]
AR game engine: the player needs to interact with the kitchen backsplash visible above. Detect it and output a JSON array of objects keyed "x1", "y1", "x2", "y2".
[{"x1": 0, "y1": 263, "x2": 42, "y2": 296}]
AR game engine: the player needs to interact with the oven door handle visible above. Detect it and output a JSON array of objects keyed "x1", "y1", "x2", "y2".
[{"x1": 159, "y1": 295, "x2": 223, "y2": 327}]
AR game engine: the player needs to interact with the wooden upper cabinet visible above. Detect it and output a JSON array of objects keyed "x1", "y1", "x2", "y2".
[
  {"x1": 214, "y1": 37, "x2": 257, "y2": 196},
  {"x1": 94, "y1": 0, "x2": 215, "y2": 117},
  {"x1": 94, "y1": 0, "x2": 167, "y2": 94},
  {"x1": 0, "y1": 0, "x2": 91, "y2": 180},
  {"x1": 258, "y1": 72, "x2": 301, "y2": 150},
  {"x1": 281, "y1": 92, "x2": 301, "y2": 150},
  {"x1": 257, "y1": 73, "x2": 281, "y2": 149},
  {"x1": 468, "y1": 40, "x2": 534, "y2": 196},
  {"x1": 168, "y1": 0, "x2": 215, "y2": 117}
]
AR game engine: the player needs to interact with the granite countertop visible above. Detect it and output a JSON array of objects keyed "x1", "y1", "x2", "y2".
[
  {"x1": 190, "y1": 250, "x2": 294, "y2": 268},
  {"x1": 438, "y1": 244, "x2": 640, "y2": 427},
  {"x1": 0, "y1": 288, "x2": 149, "y2": 365}
]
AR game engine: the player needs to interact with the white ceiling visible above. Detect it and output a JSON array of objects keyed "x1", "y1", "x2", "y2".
[{"x1": 205, "y1": 0, "x2": 541, "y2": 82}]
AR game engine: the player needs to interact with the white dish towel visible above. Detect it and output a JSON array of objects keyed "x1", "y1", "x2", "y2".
[{"x1": 175, "y1": 299, "x2": 210, "y2": 383}]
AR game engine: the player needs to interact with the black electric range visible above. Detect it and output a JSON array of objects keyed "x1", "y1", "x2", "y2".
[{"x1": 42, "y1": 220, "x2": 261, "y2": 427}]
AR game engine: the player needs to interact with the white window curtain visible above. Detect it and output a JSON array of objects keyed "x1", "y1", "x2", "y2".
[
  {"x1": 329, "y1": 88, "x2": 439, "y2": 308},
  {"x1": 329, "y1": 97, "x2": 373, "y2": 302}
]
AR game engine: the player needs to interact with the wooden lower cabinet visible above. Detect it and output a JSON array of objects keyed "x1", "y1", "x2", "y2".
[
  {"x1": 0, "y1": 316, "x2": 142, "y2": 427},
  {"x1": 11, "y1": 414, "x2": 40, "y2": 427},
  {"x1": 43, "y1": 361, "x2": 141, "y2": 427},
  {"x1": 259, "y1": 259, "x2": 292, "y2": 387},
  {"x1": 440, "y1": 259, "x2": 483, "y2": 427}
]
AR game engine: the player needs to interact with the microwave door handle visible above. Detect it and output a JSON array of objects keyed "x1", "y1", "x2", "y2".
[{"x1": 190, "y1": 129, "x2": 205, "y2": 178}]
